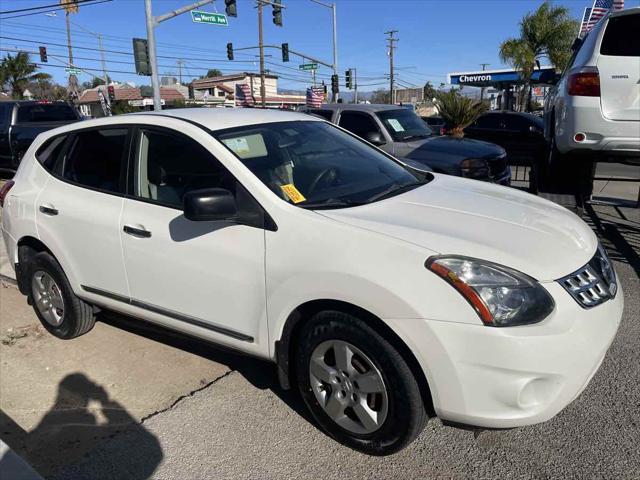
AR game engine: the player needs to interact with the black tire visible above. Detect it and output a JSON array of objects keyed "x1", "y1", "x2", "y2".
[
  {"x1": 26, "y1": 252, "x2": 95, "y2": 339},
  {"x1": 294, "y1": 310, "x2": 427, "y2": 455}
]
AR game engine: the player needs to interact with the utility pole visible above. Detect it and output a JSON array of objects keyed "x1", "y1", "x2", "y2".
[
  {"x1": 353, "y1": 68, "x2": 358, "y2": 104},
  {"x1": 258, "y1": 1, "x2": 266, "y2": 107},
  {"x1": 385, "y1": 30, "x2": 398, "y2": 104},
  {"x1": 144, "y1": 0, "x2": 215, "y2": 111},
  {"x1": 61, "y1": 0, "x2": 79, "y2": 103},
  {"x1": 310, "y1": 0, "x2": 338, "y2": 103},
  {"x1": 480, "y1": 63, "x2": 489, "y2": 101},
  {"x1": 177, "y1": 59, "x2": 184, "y2": 84}
]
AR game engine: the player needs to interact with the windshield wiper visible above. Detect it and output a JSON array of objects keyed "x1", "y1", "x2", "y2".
[
  {"x1": 400, "y1": 134, "x2": 430, "y2": 141},
  {"x1": 298, "y1": 199, "x2": 366, "y2": 210},
  {"x1": 366, "y1": 181, "x2": 424, "y2": 203}
]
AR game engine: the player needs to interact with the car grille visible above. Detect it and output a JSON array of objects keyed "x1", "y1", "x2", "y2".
[
  {"x1": 488, "y1": 153, "x2": 508, "y2": 179},
  {"x1": 558, "y1": 244, "x2": 617, "y2": 308}
]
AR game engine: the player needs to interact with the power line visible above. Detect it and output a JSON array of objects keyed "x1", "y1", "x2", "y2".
[
  {"x1": 0, "y1": 0, "x2": 108, "y2": 15},
  {"x1": 0, "y1": 0, "x2": 113, "y2": 20}
]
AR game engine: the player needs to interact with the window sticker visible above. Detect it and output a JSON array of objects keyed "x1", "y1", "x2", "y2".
[
  {"x1": 280, "y1": 183, "x2": 306, "y2": 204},
  {"x1": 222, "y1": 134, "x2": 267, "y2": 159},
  {"x1": 387, "y1": 118, "x2": 405, "y2": 132}
]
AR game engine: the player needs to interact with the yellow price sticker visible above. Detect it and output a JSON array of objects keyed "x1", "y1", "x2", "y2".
[{"x1": 280, "y1": 183, "x2": 306, "y2": 204}]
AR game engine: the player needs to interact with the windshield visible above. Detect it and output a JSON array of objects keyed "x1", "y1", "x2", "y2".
[
  {"x1": 214, "y1": 120, "x2": 426, "y2": 209},
  {"x1": 376, "y1": 109, "x2": 432, "y2": 142}
]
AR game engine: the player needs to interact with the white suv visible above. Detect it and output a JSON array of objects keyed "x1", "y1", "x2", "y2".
[
  {"x1": 0, "y1": 109, "x2": 624, "y2": 455},
  {"x1": 544, "y1": 8, "x2": 640, "y2": 176}
]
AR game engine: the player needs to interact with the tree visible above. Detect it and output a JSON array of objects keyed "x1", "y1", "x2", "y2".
[
  {"x1": 499, "y1": 1, "x2": 578, "y2": 112},
  {"x1": 423, "y1": 81, "x2": 437, "y2": 102},
  {"x1": 82, "y1": 75, "x2": 112, "y2": 90},
  {"x1": 27, "y1": 79, "x2": 68, "y2": 101},
  {"x1": 370, "y1": 88, "x2": 390, "y2": 104},
  {"x1": 0, "y1": 52, "x2": 51, "y2": 99},
  {"x1": 199, "y1": 69, "x2": 223, "y2": 79},
  {"x1": 433, "y1": 89, "x2": 488, "y2": 138}
]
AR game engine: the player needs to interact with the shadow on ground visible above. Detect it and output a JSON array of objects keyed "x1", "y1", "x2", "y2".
[{"x1": 0, "y1": 373, "x2": 162, "y2": 479}]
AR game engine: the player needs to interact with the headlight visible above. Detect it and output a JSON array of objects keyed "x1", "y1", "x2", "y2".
[
  {"x1": 460, "y1": 158, "x2": 489, "y2": 178},
  {"x1": 426, "y1": 256, "x2": 555, "y2": 327}
]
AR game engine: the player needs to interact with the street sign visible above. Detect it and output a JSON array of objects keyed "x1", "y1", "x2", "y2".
[
  {"x1": 299, "y1": 63, "x2": 318, "y2": 71},
  {"x1": 65, "y1": 67, "x2": 82, "y2": 75},
  {"x1": 191, "y1": 10, "x2": 228, "y2": 26}
]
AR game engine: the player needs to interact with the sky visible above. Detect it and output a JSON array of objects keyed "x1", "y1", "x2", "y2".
[{"x1": 1, "y1": 0, "x2": 638, "y2": 92}]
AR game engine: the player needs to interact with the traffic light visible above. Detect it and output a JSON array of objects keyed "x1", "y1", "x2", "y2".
[
  {"x1": 281, "y1": 43, "x2": 289, "y2": 62},
  {"x1": 38, "y1": 46, "x2": 48, "y2": 63},
  {"x1": 224, "y1": 0, "x2": 237, "y2": 17},
  {"x1": 345, "y1": 69, "x2": 352, "y2": 89},
  {"x1": 107, "y1": 85, "x2": 116, "y2": 103},
  {"x1": 331, "y1": 74, "x2": 339, "y2": 94},
  {"x1": 272, "y1": 0, "x2": 282, "y2": 27},
  {"x1": 226, "y1": 42, "x2": 234, "y2": 61},
  {"x1": 132, "y1": 38, "x2": 151, "y2": 76}
]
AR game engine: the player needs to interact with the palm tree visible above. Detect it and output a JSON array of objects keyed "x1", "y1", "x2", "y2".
[
  {"x1": 433, "y1": 90, "x2": 488, "y2": 138},
  {"x1": 0, "y1": 52, "x2": 52, "y2": 99},
  {"x1": 499, "y1": 1, "x2": 578, "y2": 112}
]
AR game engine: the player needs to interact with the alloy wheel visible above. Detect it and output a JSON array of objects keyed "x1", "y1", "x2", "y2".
[{"x1": 31, "y1": 271, "x2": 65, "y2": 326}]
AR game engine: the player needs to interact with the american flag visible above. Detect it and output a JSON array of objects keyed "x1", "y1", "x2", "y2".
[
  {"x1": 306, "y1": 87, "x2": 324, "y2": 108},
  {"x1": 579, "y1": 7, "x2": 592, "y2": 37},
  {"x1": 585, "y1": 0, "x2": 624, "y2": 34},
  {"x1": 235, "y1": 83, "x2": 254, "y2": 107}
]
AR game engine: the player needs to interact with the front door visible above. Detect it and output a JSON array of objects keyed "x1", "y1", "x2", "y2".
[{"x1": 120, "y1": 126, "x2": 266, "y2": 348}]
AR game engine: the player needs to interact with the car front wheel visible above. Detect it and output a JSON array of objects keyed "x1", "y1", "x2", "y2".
[{"x1": 295, "y1": 310, "x2": 427, "y2": 455}]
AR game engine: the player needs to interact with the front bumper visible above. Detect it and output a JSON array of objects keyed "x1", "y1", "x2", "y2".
[{"x1": 385, "y1": 278, "x2": 623, "y2": 429}]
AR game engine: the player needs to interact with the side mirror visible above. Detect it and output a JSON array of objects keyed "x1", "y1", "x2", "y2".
[
  {"x1": 365, "y1": 131, "x2": 386, "y2": 146},
  {"x1": 183, "y1": 188, "x2": 237, "y2": 222}
]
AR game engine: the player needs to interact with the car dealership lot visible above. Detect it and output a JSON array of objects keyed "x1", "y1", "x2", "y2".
[{"x1": 0, "y1": 199, "x2": 638, "y2": 479}]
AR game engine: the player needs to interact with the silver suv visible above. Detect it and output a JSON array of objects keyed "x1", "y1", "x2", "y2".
[{"x1": 544, "y1": 7, "x2": 640, "y2": 175}]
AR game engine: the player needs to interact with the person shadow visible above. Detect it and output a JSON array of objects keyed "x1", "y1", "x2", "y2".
[{"x1": 0, "y1": 373, "x2": 163, "y2": 479}]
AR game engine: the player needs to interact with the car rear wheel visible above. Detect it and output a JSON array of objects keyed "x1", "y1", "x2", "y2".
[
  {"x1": 27, "y1": 252, "x2": 96, "y2": 339},
  {"x1": 294, "y1": 310, "x2": 427, "y2": 455}
]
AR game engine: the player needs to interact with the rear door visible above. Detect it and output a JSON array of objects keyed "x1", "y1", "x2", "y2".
[
  {"x1": 465, "y1": 112, "x2": 505, "y2": 146},
  {"x1": 597, "y1": 12, "x2": 640, "y2": 121},
  {"x1": 36, "y1": 127, "x2": 130, "y2": 298}
]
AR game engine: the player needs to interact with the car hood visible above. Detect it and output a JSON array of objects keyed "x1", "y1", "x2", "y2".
[
  {"x1": 404, "y1": 135, "x2": 504, "y2": 159},
  {"x1": 319, "y1": 174, "x2": 597, "y2": 281}
]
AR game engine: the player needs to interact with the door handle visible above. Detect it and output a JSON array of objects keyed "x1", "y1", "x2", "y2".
[
  {"x1": 39, "y1": 204, "x2": 59, "y2": 216},
  {"x1": 123, "y1": 225, "x2": 152, "y2": 238}
]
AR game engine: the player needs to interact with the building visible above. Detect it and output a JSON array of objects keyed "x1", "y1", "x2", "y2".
[
  {"x1": 191, "y1": 72, "x2": 305, "y2": 108},
  {"x1": 394, "y1": 87, "x2": 424, "y2": 105},
  {"x1": 77, "y1": 84, "x2": 186, "y2": 117}
]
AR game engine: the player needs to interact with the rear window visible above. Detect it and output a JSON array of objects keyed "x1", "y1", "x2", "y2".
[
  {"x1": 306, "y1": 109, "x2": 333, "y2": 121},
  {"x1": 601, "y1": 14, "x2": 640, "y2": 56},
  {"x1": 16, "y1": 104, "x2": 78, "y2": 123}
]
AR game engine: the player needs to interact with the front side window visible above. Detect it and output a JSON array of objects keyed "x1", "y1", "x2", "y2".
[
  {"x1": 215, "y1": 121, "x2": 423, "y2": 209},
  {"x1": 16, "y1": 104, "x2": 78, "y2": 123},
  {"x1": 63, "y1": 129, "x2": 127, "y2": 194},
  {"x1": 134, "y1": 129, "x2": 234, "y2": 209},
  {"x1": 375, "y1": 109, "x2": 432, "y2": 141},
  {"x1": 338, "y1": 112, "x2": 382, "y2": 140}
]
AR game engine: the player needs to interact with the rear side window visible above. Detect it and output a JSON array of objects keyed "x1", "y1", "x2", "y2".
[
  {"x1": 338, "y1": 111, "x2": 381, "y2": 139},
  {"x1": 0, "y1": 104, "x2": 12, "y2": 130},
  {"x1": 36, "y1": 135, "x2": 68, "y2": 171},
  {"x1": 63, "y1": 129, "x2": 128, "y2": 194},
  {"x1": 601, "y1": 15, "x2": 640, "y2": 56},
  {"x1": 472, "y1": 114, "x2": 503, "y2": 129},
  {"x1": 16, "y1": 104, "x2": 78, "y2": 123}
]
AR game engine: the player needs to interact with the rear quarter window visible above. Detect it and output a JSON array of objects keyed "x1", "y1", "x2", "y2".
[
  {"x1": 601, "y1": 14, "x2": 640, "y2": 56},
  {"x1": 16, "y1": 104, "x2": 79, "y2": 123},
  {"x1": 35, "y1": 135, "x2": 68, "y2": 172}
]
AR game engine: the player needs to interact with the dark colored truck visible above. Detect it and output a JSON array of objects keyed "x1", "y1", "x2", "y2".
[{"x1": 0, "y1": 101, "x2": 81, "y2": 176}]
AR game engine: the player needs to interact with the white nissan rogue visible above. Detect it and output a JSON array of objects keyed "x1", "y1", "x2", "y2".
[{"x1": 0, "y1": 109, "x2": 624, "y2": 455}]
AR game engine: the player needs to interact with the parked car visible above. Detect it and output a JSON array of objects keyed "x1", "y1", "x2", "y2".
[
  {"x1": 543, "y1": 7, "x2": 640, "y2": 191},
  {"x1": 0, "y1": 100, "x2": 81, "y2": 176},
  {"x1": 464, "y1": 111, "x2": 547, "y2": 167},
  {"x1": 301, "y1": 105, "x2": 510, "y2": 185},
  {"x1": 0, "y1": 109, "x2": 623, "y2": 455},
  {"x1": 421, "y1": 115, "x2": 446, "y2": 135}
]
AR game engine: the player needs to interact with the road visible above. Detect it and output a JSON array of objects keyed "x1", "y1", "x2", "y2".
[{"x1": 0, "y1": 201, "x2": 638, "y2": 479}]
